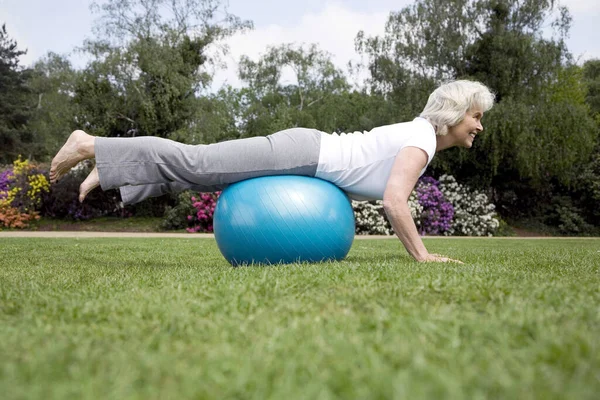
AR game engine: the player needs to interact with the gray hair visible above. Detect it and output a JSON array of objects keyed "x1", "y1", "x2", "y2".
[{"x1": 420, "y1": 80, "x2": 495, "y2": 136}]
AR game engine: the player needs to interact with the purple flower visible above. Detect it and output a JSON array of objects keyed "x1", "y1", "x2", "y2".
[
  {"x1": 0, "y1": 169, "x2": 15, "y2": 198},
  {"x1": 416, "y1": 177, "x2": 454, "y2": 235}
]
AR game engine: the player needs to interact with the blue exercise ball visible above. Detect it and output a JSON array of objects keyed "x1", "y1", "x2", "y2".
[{"x1": 213, "y1": 175, "x2": 355, "y2": 266}]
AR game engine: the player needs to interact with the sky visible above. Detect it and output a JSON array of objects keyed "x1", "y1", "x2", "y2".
[{"x1": 1, "y1": 0, "x2": 599, "y2": 91}]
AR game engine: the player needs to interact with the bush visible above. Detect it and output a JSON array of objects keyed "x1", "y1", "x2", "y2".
[
  {"x1": 438, "y1": 175, "x2": 499, "y2": 236},
  {"x1": 160, "y1": 191, "x2": 219, "y2": 232},
  {"x1": 160, "y1": 191, "x2": 196, "y2": 230},
  {"x1": 545, "y1": 196, "x2": 595, "y2": 235},
  {"x1": 40, "y1": 161, "x2": 123, "y2": 220},
  {"x1": 353, "y1": 175, "x2": 500, "y2": 236},
  {"x1": 0, "y1": 204, "x2": 40, "y2": 229},
  {"x1": 353, "y1": 192, "x2": 421, "y2": 235},
  {"x1": 353, "y1": 201, "x2": 392, "y2": 235}
]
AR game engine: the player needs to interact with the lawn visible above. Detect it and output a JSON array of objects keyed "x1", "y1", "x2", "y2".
[{"x1": 1, "y1": 237, "x2": 599, "y2": 399}]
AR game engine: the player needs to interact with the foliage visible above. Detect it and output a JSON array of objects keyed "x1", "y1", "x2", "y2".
[
  {"x1": 0, "y1": 24, "x2": 33, "y2": 164},
  {"x1": 160, "y1": 190, "x2": 197, "y2": 230},
  {"x1": 169, "y1": 89, "x2": 243, "y2": 144},
  {"x1": 582, "y1": 59, "x2": 600, "y2": 118},
  {"x1": 356, "y1": 0, "x2": 571, "y2": 87},
  {"x1": 160, "y1": 191, "x2": 219, "y2": 232},
  {"x1": 235, "y1": 43, "x2": 353, "y2": 136},
  {"x1": 574, "y1": 145, "x2": 600, "y2": 226},
  {"x1": 40, "y1": 161, "x2": 123, "y2": 221},
  {"x1": 545, "y1": 196, "x2": 595, "y2": 235},
  {"x1": 27, "y1": 53, "x2": 81, "y2": 162}
]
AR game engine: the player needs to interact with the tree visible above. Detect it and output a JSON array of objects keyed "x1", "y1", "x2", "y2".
[
  {"x1": 72, "y1": 0, "x2": 251, "y2": 139},
  {"x1": 230, "y1": 43, "x2": 394, "y2": 137},
  {"x1": 0, "y1": 24, "x2": 33, "y2": 163},
  {"x1": 26, "y1": 53, "x2": 80, "y2": 161},
  {"x1": 236, "y1": 43, "x2": 351, "y2": 136},
  {"x1": 356, "y1": 0, "x2": 571, "y2": 88},
  {"x1": 463, "y1": 1, "x2": 571, "y2": 102},
  {"x1": 354, "y1": 0, "x2": 573, "y2": 115},
  {"x1": 583, "y1": 59, "x2": 600, "y2": 119}
]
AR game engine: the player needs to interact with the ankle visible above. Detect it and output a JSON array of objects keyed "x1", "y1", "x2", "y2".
[
  {"x1": 75, "y1": 131, "x2": 95, "y2": 158},
  {"x1": 83, "y1": 137, "x2": 95, "y2": 158}
]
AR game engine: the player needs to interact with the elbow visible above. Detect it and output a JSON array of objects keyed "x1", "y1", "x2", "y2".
[{"x1": 382, "y1": 193, "x2": 408, "y2": 213}]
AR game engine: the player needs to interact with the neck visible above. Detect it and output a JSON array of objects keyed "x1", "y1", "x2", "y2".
[
  {"x1": 423, "y1": 118, "x2": 456, "y2": 152},
  {"x1": 435, "y1": 134, "x2": 456, "y2": 152}
]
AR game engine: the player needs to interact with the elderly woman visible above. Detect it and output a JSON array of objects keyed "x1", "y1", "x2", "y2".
[{"x1": 50, "y1": 80, "x2": 495, "y2": 263}]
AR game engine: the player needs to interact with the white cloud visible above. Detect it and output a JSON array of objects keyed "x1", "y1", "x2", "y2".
[{"x1": 208, "y1": 2, "x2": 391, "y2": 91}]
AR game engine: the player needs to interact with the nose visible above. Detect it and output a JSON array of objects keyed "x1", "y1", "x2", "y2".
[{"x1": 476, "y1": 121, "x2": 483, "y2": 132}]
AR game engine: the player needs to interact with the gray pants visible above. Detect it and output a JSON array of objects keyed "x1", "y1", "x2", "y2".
[{"x1": 95, "y1": 128, "x2": 322, "y2": 205}]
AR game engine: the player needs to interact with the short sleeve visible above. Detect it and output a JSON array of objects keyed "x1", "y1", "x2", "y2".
[{"x1": 399, "y1": 119, "x2": 437, "y2": 175}]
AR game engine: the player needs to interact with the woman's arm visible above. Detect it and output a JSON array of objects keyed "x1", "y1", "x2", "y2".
[{"x1": 382, "y1": 147, "x2": 463, "y2": 263}]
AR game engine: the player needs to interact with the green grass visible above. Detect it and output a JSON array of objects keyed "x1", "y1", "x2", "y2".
[
  {"x1": 31, "y1": 216, "x2": 164, "y2": 232},
  {"x1": 1, "y1": 238, "x2": 599, "y2": 399}
]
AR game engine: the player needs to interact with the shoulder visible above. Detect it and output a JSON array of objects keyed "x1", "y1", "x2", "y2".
[
  {"x1": 369, "y1": 118, "x2": 434, "y2": 141},
  {"x1": 399, "y1": 118, "x2": 436, "y2": 163}
]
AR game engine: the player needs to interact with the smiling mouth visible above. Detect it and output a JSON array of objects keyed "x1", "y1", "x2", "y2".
[{"x1": 469, "y1": 132, "x2": 477, "y2": 139}]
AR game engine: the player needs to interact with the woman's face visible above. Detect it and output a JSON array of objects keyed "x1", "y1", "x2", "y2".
[{"x1": 447, "y1": 108, "x2": 484, "y2": 148}]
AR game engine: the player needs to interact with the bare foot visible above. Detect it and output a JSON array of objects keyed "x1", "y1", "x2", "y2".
[
  {"x1": 79, "y1": 166, "x2": 100, "y2": 203},
  {"x1": 50, "y1": 130, "x2": 95, "y2": 183}
]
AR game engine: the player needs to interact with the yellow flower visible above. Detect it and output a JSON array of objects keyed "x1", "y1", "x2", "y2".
[
  {"x1": 26, "y1": 174, "x2": 50, "y2": 205},
  {"x1": 12, "y1": 156, "x2": 30, "y2": 176}
]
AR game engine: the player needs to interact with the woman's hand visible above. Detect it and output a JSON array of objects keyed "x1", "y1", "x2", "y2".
[{"x1": 420, "y1": 253, "x2": 464, "y2": 264}]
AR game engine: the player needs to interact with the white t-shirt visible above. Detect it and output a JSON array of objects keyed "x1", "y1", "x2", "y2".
[{"x1": 315, "y1": 117, "x2": 437, "y2": 201}]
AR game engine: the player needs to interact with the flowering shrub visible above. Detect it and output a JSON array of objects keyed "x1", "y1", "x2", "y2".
[
  {"x1": 414, "y1": 176, "x2": 454, "y2": 235},
  {"x1": 0, "y1": 205, "x2": 40, "y2": 229},
  {"x1": 353, "y1": 192, "x2": 422, "y2": 235},
  {"x1": 438, "y1": 175, "x2": 499, "y2": 236},
  {"x1": 0, "y1": 170, "x2": 13, "y2": 194},
  {"x1": 353, "y1": 201, "x2": 392, "y2": 235},
  {"x1": 161, "y1": 191, "x2": 220, "y2": 232},
  {"x1": 0, "y1": 157, "x2": 50, "y2": 229},
  {"x1": 186, "y1": 192, "x2": 220, "y2": 233},
  {"x1": 352, "y1": 175, "x2": 499, "y2": 236}
]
